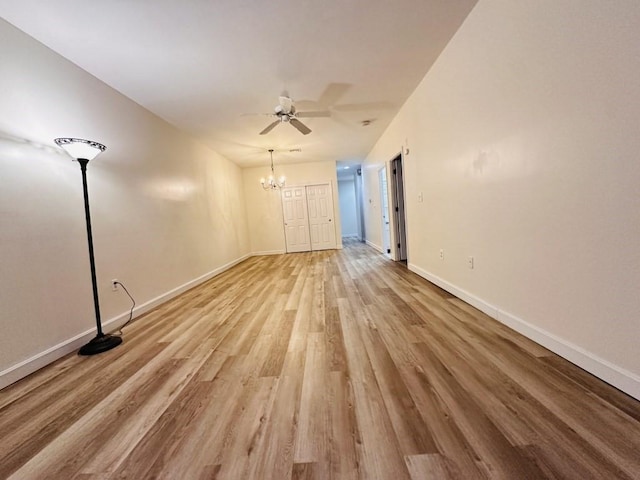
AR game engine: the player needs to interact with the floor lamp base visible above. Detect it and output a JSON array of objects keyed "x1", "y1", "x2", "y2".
[{"x1": 78, "y1": 333, "x2": 123, "y2": 356}]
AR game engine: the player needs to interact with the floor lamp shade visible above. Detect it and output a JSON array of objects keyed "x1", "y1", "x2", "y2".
[
  {"x1": 55, "y1": 137, "x2": 106, "y2": 160},
  {"x1": 54, "y1": 137, "x2": 122, "y2": 355}
]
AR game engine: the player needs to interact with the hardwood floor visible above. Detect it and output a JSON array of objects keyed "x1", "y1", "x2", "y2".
[{"x1": 1, "y1": 240, "x2": 639, "y2": 479}]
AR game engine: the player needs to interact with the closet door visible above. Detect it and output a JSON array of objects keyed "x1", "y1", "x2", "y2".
[
  {"x1": 306, "y1": 183, "x2": 337, "y2": 251},
  {"x1": 281, "y1": 186, "x2": 311, "y2": 253}
]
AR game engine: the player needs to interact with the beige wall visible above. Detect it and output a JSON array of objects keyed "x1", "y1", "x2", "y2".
[
  {"x1": 363, "y1": 0, "x2": 640, "y2": 398},
  {"x1": 0, "y1": 19, "x2": 250, "y2": 387},
  {"x1": 243, "y1": 160, "x2": 341, "y2": 254}
]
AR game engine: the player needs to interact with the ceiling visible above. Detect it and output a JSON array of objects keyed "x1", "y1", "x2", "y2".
[{"x1": 0, "y1": 0, "x2": 477, "y2": 168}]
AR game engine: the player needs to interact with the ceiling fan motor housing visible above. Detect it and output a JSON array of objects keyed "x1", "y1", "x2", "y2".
[
  {"x1": 258, "y1": 95, "x2": 313, "y2": 135},
  {"x1": 275, "y1": 102, "x2": 295, "y2": 115}
]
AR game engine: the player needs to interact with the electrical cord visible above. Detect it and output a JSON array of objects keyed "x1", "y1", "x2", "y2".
[{"x1": 114, "y1": 281, "x2": 136, "y2": 335}]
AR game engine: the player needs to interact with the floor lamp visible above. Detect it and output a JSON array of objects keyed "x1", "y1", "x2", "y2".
[{"x1": 54, "y1": 138, "x2": 123, "y2": 355}]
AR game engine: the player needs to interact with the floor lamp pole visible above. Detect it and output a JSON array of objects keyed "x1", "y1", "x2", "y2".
[{"x1": 77, "y1": 158, "x2": 122, "y2": 355}]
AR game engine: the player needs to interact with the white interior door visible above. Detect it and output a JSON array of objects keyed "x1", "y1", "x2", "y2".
[
  {"x1": 281, "y1": 186, "x2": 311, "y2": 253},
  {"x1": 379, "y1": 166, "x2": 391, "y2": 255},
  {"x1": 306, "y1": 183, "x2": 336, "y2": 251}
]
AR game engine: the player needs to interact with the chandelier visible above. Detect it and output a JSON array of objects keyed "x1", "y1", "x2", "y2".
[{"x1": 260, "y1": 149, "x2": 285, "y2": 190}]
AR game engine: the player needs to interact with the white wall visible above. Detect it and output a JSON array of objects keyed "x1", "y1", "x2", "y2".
[
  {"x1": 338, "y1": 177, "x2": 358, "y2": 237},
  {"x1": 363, "y1": 0, "x2": 640, "y2": 399},
  {"x1": 0, "y1": 19, "x2": 250, "y2": 387},
  {"x1": 243, "y1": 160, "x2": 342, "y2": 254}
]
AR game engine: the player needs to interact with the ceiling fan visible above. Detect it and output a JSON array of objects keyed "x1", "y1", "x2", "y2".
[{"x1": 254, "y1": 96, "x2": 329, "y2": 135}]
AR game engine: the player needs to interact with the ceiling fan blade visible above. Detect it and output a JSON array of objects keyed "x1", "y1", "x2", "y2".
[
  {"x1": 290, "y1": 118, "x2": 311, "y2": 135},
  {"x1": 259, "y1": 120, "x2": 280, "y2": 135},
  {"x1": 333, "y1": 101, "x2": 393, "y2": 112},
  {"x1": 317, "y1": 83, "x2": 351, "y2": 107},
  {"x1": 279, "y1": 96, "x2": 293, "y2": 114},
  {"x1": 296, "y1": 110, "x2": 331, "y2": 118},
  {"x1": 241, "y1": 112, "x2": 277, "y2": 117}
]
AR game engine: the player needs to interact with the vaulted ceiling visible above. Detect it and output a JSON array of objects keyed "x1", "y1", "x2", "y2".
[{"x1": 1, "y1": 0, "x2": 477, "y2": 167}]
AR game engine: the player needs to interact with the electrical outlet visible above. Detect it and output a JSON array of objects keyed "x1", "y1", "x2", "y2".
[
  {"x1": 468, "y1": 256, "x2": 474, "y2": 269},
  {"x1": 111, "y1": 279, "x2": 119, "y2": 291},
  {"x1": 439, "y1": 249, "x2": 444, "y2": 260}
]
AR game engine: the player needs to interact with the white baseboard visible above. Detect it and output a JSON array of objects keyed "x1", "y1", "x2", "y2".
[
  {"x1": 365, "y1": 239, "x2": 383, "y2": 253},
  {"x1": 0, "y1": 253, "x2": 252, "y2": 391},
  {"x1": 133, "y1": 253, "x2": 252, "y2": 317},
  {"x1": 251, "y1": 249, "x2": 286, "y2": 256},
  {"x1": 495, "y1": 309, "x2": 640, "y2": 401},
  {"x1": 408, "y1": 263, "x2": 640, "y2": 401},
  {"x1": 408, "y1": 264, "x2": 499, "y2": 319},
  {"x1": 0, "y1": 332, "x2": 96, "y2": 391},
  {"x1": 7, "y1": 255, "x2": 638, "y2": 401}
]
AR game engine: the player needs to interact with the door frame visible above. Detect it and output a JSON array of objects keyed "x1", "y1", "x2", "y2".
[{"x1": 389, "y1": 152, "x2": 408, "y2": 262}]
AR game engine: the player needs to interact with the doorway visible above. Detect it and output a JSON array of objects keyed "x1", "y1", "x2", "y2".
[
  {"x1": 378, "y1": 166, "x2": 391, "y2": 255},
  {"x1": 390, "y1": 154, "x2": 407, "y2": 261},
  {"x1": 337, "y1": 165, "x2": 364, "y2": 242},
  {"x1": 281, "y1": 183, "x2": 337, "y2": 253}
]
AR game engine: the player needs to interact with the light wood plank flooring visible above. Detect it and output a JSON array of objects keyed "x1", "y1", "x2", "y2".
[{"x1": 1, "y1": 240, "x2": 640, "y2": 479}]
